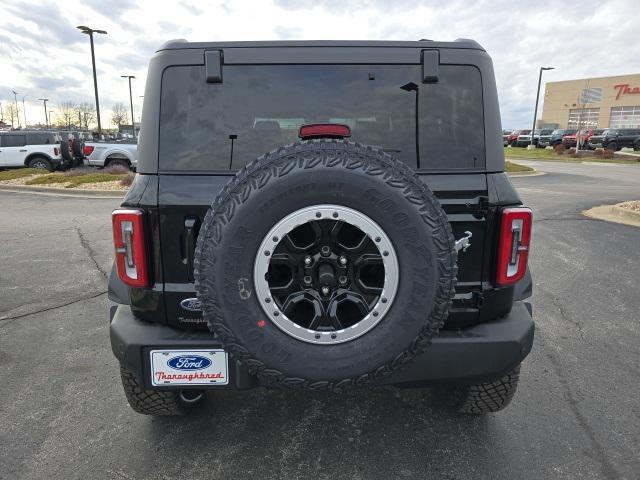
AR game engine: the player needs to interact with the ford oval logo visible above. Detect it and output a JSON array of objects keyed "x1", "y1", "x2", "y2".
[
  {"x1": 180, "y1": 297, "x2": 202, "y2": 312},
  {"x1": 167, "y1": 355, "x2": 212, "y2": 371}
]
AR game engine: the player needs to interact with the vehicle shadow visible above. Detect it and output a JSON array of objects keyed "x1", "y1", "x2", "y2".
[{"x1": 139, "y1": 386, "x2": 505, "y2": 479}]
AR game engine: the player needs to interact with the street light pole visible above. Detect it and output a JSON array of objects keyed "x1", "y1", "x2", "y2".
[
  {"x1": 49, "y1": 111, "x2": 55, "y2": 128},
  {"x1": 529, "y1": 67, "x2": 554, "y2": 149},
  {"x1": 22, "y1": 95, "x2": 28, "y2": 128},
  {"x1": 121, "y1": 75, "x2": 136, "y2": 140},
  {"x1": 38, "y1": 98, "x2": 49, "y2": 129},
  {"x1": 77, "y1": 26, "x2": 107, "y2": 134},
  {"x1": 12, "y1": 90, "x2": 20, "y2": 128}
]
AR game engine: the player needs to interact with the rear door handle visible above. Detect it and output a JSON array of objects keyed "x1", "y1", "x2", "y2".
[
  {"x1": 19, "y1": 149, "x2": 27, "y2": 152},
  {"x1": 183, "y1": 217, "x2": 200, "y2": 281}
]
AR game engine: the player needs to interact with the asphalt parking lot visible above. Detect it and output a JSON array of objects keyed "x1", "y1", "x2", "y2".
[{"x1": 1, "y1": 162, "x2": 639, "y2": 480}]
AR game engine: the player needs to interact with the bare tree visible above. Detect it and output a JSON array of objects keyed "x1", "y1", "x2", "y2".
[
  {"x1": 76, "y1": 102, "x2": 96, "y2": 130},
  {"x1": 111, "y1": 103, "x2": 128, "y2": 129},
  {"x1": 58, "y1": 101, "x2": 77, "y2": 129},
  {"x1": 5, "y1": 103, "x2": 20, "y2": 128}
]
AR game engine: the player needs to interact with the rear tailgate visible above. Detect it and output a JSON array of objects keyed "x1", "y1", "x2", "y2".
[
  {"x1": 158, "y1": 173, "x2": 488, "y2": 330},
  {"x1": 148, "y1": 45, "x2": 507, "y2": 330}
]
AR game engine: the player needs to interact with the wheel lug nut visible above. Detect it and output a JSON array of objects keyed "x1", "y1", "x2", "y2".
[
  {"x1": 339, "y1": 275, "x2": 348, "y2": 285},
  {"x1": 321, "y1": 286, "x2": 330, "y2": 296},
  {"x1": 304, "y1": 275, "x2": 312, "y2": 284},
  {"x1": 304, "y1": 256, "x2": 312, "y2": 266},
  {"x1": 321, "y1": 246, "x2": 330, "y2": 257},
  {"x1": 339, "y1": 256, "x2": 347, "y2": 266}
]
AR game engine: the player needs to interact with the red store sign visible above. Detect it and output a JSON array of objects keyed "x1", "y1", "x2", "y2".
[{"x1": 614, "y1": 84, "x2": 640, "y2": 100}]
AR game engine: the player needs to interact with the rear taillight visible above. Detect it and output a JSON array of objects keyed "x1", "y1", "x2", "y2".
[
  {"x1": 54, "y1": 147, "x2": 59, "y2": 155},
  {"x1": 112, "y1": 209, "x2": 149, "y2": 288},
  {"x1": 299, "y1": 123, "x2": 351, "y2": 139},
  {"x1": 495, "y1": 207, "x2": 532, "y2": 286},
  {"x1": 83, "y1": 145, "x2": 94, "y2": 156}
]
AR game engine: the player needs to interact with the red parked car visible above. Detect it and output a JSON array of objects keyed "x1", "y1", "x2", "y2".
[
  {"x1": 562, "y1": 129, "x2": 603, "y2": 149},
  {"x1": 505, "y1": 130, "x2": 524, "y2": 147}
]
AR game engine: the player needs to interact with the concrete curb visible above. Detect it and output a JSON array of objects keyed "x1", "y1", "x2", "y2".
[
  {"x1": 0, "y1": 184, "x2": 125, "y2": 198},
  {"x1": 506, "y1": 156, "x2": 639, "y2": 166},
  {"x1": 581, "y1": 161, "x2": 640, "y2": 167},
  {"x1": 583, "y1": 202, "x2": 640, "y2": 228},
  {"x1": 507, "y1": 170, "x2": 546, "y2": 177}
]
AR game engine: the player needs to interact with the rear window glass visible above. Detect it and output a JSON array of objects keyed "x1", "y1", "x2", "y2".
[
  {"x1": 159, "y1": 64, "x2": 485, "y2": 171},
  {"x1": 1, "y1": 135, "x2": 26, "y2": 147}
]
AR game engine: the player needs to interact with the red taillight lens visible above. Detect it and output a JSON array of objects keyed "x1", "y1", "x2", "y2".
[
  {"x1": 299, "y1": 123, "x2": 351, "y2": 139},
  {"x1": 495, "y1": 207, "x2": 532, "y2": 286},
  {"x1": 54, "y1": 147, "x2": 59, "y2": 155},
  {"x1": 112, "y1": 209, "x2": 149, "y2": 288},
  {"x1": 83, "y1": 145, "x2": 94, "y2": 156}
]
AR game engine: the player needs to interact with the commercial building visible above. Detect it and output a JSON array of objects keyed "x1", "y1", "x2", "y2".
[{"x1": 540, "y1": 73, "x2": 640, "y2": 129}]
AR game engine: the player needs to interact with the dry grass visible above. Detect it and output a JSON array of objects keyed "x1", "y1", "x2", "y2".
[
  {"x1": 0, "y1": 168, "x2": 45, "y2": 181},
  {"x1": 120, "y1": 172, "x2": 136, "y2": 187},
  {"x1": 554, "y1": 144, "x2": 566, "y2": 155},
  {"x1": 26, "y1": 172, "x2": 129, "y2": 188},
  {"x1": 505, "y1": 161, "x2": 534, "y2": 173},
  {"x1": 104, "y1": 164, "x2": 130, "y2": 174},
  {"x1": 603, "y1": 149, "x2": 615, "y2": 159},
  {"x1": 63, "y1": 167, "x2": 96, "y2": 177}
]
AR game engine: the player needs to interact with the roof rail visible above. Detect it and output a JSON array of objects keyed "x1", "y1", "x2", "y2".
[
  {"x1": 158, "y1": 38, "x2": 188, "y2": 50},
  {"x1": 454, "y1": 38, "x2": 483, "y2": 49}
]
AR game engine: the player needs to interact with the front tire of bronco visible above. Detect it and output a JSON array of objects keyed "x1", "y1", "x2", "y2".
[
  {"x1": 120, "y1": 366, "x2": 205, "y2": 415},
  {"x1": 435, "y1": 365, "x2": 521, "y2": 414}
]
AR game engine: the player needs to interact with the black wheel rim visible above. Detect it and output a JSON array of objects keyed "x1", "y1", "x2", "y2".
[{"x1": 254, "y1": 205, "x2": 399, "y2": 345}]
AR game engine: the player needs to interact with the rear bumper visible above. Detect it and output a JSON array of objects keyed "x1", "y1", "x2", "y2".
[{"x1": 110, "y1": 301, "x2": 534, "y2": 390}]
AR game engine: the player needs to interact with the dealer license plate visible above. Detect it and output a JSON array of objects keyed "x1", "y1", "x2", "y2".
[{"x1": 150, "y1": 349, "x2": 229, "y2": 386}]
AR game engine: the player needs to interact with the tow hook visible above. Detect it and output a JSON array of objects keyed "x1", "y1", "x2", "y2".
[{"x1": 455, "y1": 231, "x2": 473, "y2": 253}]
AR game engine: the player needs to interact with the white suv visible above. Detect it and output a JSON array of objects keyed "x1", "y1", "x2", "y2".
[{"x1": 0, "y1": 131, "x2": 65, "y2": 171}]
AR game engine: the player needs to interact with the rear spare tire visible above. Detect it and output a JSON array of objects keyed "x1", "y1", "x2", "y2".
[{"x1": 194, "y1": 140, "x2": 457, "y2": 391}]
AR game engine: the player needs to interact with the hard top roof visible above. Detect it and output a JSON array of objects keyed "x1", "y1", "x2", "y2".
[{"x1": 157, "y1": 38, "x2": 484, "y2": 52}]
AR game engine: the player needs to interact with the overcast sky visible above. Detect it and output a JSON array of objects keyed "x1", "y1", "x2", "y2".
[{"x1": 1, "y1": 0, "x2": 639, "y2": 130}]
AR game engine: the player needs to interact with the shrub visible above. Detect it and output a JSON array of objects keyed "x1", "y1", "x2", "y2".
[
  {"x1": 104, "y1": 164, "x2": 130, "y2": 175},
  {"x1": 567, "y1": 147, "x2": 576, "y2": 155},
  {"x1": 554, "y1": 144, "x2": 566, "y2": 155},
  {"x1": 602, "y1": 149, "x2": 615, "y2": 159},
  {"x1": 594, "y1": 148, "x2": 604, "y2": 156},
  {"x1": 120, "y1": 172, "x2": 136, "y2": 187},
  {"x1": 63, "y1": 167, "x2": 95, "y2": 177}
]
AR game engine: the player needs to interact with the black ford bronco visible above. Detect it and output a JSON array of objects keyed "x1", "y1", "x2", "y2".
[{"x1": 109, "y1": 39, "x2": 534, "y2": 416}]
